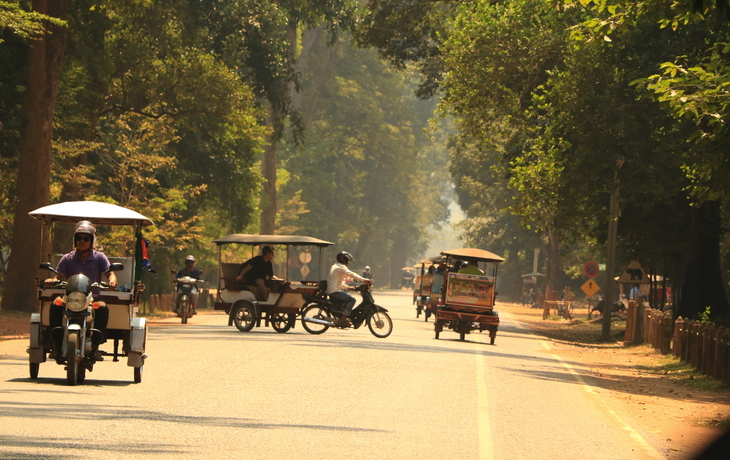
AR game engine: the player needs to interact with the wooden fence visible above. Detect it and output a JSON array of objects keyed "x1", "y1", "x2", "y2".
[{"x1": 635, "y1": 306, "x2": 730, "y2": 384}]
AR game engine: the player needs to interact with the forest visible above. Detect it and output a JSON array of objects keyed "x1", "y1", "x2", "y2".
[{"x1": 2, "y1": 0, "x2": 730, "y2": 322}]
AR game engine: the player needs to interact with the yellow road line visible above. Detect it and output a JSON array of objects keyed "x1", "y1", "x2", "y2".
[
  {"x1": 539, "y1": 340, "x2": 665, "y2": 460},
  {"x1": 475, "y1": 346, "x2": 494, "y2": 460}
]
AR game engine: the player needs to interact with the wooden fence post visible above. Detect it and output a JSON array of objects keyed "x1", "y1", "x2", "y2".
[
  {"x1": 722, "y1": 329, "x2": 730, "y2": 385},
  {"x1": 691, "y1": 322, "x2": 703, "y2": 369},
  {"x1": 702, "y1": 324, "x2": 714, "y2": 376},
  {"x1": 643, "y1": 308, "x2": 652, "y2": 344},
  {"x1": 624, "y1": 300, "x2": 636, "y2": 345},
  {"x1": 673, "y1": 317, "x2": 685, "y2": 358},
  {"x1": 714, "y1": 326, "x2": 725, "y2": 380},
  {"x1": 661, "y1": 310, "x2": 673, "y2": 354},
  {"x1": 149, "y1": 294, "x2": 159, "y2": 312}
]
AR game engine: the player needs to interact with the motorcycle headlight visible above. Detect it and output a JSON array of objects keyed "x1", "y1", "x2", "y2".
[{"x1": 66, "y1": 291, "x2": 88, "y2": 312}]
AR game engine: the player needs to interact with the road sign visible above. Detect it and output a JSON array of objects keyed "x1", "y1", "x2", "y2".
[
  {"x1": 581, "y1": 279, "x2": 601, "y2": 297},
  {"x1": 299, "y1": 252, "x2": 312, "y2": 264},
  {"x1": 617, "y1": 260, "x2": 649, "y2": 284},
  {"x1": 300, "y1": 264, "x2": 310, "y2": 278},
  {"x1": 583, "y1": 261, "x2": 600, "y2": 278}
]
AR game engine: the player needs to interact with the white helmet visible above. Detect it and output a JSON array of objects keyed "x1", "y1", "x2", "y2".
[
  {"x1": 185, "y1": 255, "x2": 196, "y2": 262},
  {"x1": 364, "y1": 266, "x2": 371, "y2": 271}
]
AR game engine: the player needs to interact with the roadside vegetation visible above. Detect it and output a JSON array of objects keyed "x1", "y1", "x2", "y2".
[{"x1": 3, "y1": 0, "x2": 730, "y2": 325}]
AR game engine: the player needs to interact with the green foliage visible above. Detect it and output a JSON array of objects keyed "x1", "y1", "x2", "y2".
[
  {"x1": 699, "y1": 305, "x2": 713, "y2": 323},
  {"x1": 280, "y1": 32, "x2": 449, "y2": 278},
  {"x1": 0, "y1": 1, "x2": 65, "y2": 43}
]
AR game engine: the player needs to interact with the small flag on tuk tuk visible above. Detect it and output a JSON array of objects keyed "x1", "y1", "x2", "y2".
[{"x1": 135, "y1": 233, "x2": 156, "y2": 281}]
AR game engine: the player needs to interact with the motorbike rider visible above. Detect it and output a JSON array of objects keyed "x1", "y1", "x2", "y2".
[
  {"x1": 362, "y1": 266, "x2": 372, "y2": 280},
  {"x1": 327, "y1": 251, "x2": 371, "y2": 326},
  {"x1": 236, "y1": 245, "x2": 281, "y2": 301},
  {"x1": 45, "y1": 220, "x2": 117, "y2": 362},
  {"x1": 175, "y1": 255, "x2": 201, "y2": 315}
]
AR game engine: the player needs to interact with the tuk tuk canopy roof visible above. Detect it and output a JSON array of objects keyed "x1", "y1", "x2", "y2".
[
  {"x1": 417, "y1": 255, "x2": 446, "y2": 265},
  {"x1": 440, "y1": 248, "x2": 505, "y2": 262},
  {"x1": 213, "y1": 234, "x2": 333, "y2": 247},
  {"x1": 29, "y1": 201, "x2": 153, "y2": 226}
]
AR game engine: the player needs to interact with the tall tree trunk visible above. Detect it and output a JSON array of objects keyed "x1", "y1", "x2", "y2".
[
  {"x1": 260, "y1": 104, "x2": 280, "y2": 235},
  {"x1": 678, "y1": 200, "x2": 730, "y2": 319},
  {"x1": 2, "y1": 0, "x2": 68, "y2": 312},
  {"x1": 543, "y1": 228, "x2": 563, "y2": 298},
  {"x1": 259, "y1": 21, "x2": 297, "y2": 235}
]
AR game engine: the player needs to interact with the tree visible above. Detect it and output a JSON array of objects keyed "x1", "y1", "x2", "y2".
[{"x1": 2, "y1": 0, "x2": 68, "y2": 312}]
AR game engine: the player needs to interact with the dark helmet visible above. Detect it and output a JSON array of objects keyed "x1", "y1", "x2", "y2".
[{"x1": 336, "y1": 251, "x2": 354, "y2": 264}]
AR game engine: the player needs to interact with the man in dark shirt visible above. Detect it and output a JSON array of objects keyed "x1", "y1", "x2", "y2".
[{"x1": 236, "y1": 246, "x2": 280, "y2": 301}]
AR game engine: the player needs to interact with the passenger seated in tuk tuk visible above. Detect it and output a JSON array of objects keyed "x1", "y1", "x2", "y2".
[
  {"x1": 457, "y1": 260, "x2": 485, "y2": 275},
  {"x1": 44, "y1": 220, "x2": 116, "y2": 361},
  {"x1": 236, "y1": 246, "x2": 281, "y2": 301},
  {"x1": 328, "y1": 251, "x2": 370, "y2": 326}
]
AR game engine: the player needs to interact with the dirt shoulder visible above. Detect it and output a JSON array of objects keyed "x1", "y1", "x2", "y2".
[{"x1": 498, "y1": 301, "x2": 730, "y2": 460}]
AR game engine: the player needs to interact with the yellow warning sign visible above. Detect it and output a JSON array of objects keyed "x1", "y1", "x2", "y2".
[
  {"x1": 581, "y1": 279, "x2": 601, "y2": 297},
  {"x1": 617, "y1": 260, "x2": 649, "y2": 284}
]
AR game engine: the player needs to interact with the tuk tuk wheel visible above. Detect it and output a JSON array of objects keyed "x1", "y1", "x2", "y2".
[
  {"x1": 232, "y1": 302, "x2": 257, "y2": 332},
  {"x1": 459, "y1": 321, "x2": 468, "y2": 341},
  {"x1": 271, "y1": 313, "x2": 295, "y2": 333},
  {"x1": 134, "y1": 366, "x2": 143, "y2": 383},
  {"x1": 29, "y1": 363, "x2": 39, "y2": 379}
]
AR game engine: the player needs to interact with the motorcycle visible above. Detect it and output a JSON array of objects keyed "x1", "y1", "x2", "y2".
[
  {"x1": 301, "y1": 281, "x2": 393, "y2": 338},
  {"x1": 40, "y1": 261, "x2": 123, "y2": 386},
  {"x1": 592, "y1": 298, "x2": 628, "y2": 320},
  {"x1": 175, "y1": 276, "x2": 203, "y2": 324}
]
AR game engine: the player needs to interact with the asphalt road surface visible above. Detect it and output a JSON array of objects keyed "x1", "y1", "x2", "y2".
[{"x1": 0, "y1": 290, "x2": 670, "y2": 459}]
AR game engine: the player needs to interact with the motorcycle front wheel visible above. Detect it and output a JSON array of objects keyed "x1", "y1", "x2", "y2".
[
  {"x1": 367, "y1": 310, "x2": 393, "y2": 338},
  {"x1": 301, "y1": 305, "x2": 333, "y2": 335},
  {"x1": 180, "y1": 295, "x2": 189, "y2": 324},
  {"x1": 66, "y1": 333, "x2": 80, "y2": 386}
]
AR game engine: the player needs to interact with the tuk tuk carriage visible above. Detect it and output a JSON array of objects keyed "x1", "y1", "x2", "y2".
[
  {"x1": 27, "y1": 201, "x2": 152, "y2": 384},
  {"x1": 414, "y1": 255, "x2": 444, "y2": 320},
  {"x1": 213, "y1": 234, "x2": 333, "y2": 333},
  {"x1": 433, "y1": 248, "x2": 505, "y2": 344}
]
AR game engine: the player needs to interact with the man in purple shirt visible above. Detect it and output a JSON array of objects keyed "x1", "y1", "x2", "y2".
[{"x1": 46, "y1": 220, "x2": 117, "y2": 361}]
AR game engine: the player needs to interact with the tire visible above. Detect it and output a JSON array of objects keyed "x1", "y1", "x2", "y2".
[
  {"x1": 271, "y1": 312, "x2": 295, "y2": 333},
  {"x1": 77, "y1": 365, "x2": 86, "y2": 384},
  {"x1": 30, "y1": 363, "x2": 39, "y2": 379},
  {"x1": 134, "y1": 366, "x2": 143, "y2": 383},
  {"x1": 459, "y1": 321, "x2": 467, "y2": 341},
  {"x1": 233, "y1": 303, "x2": 257, "y2": 332},
  {"x1": 66, "y1": 333, "x2": 80, "y2": 386},
  {"x1": 301, "y1": 305, "x2": 333, "y2": 335},
  {"x1": 425, "y1": 310, "x2": 431, "y2": 322},
  {"x1": 367, "y1": 310, "x2": 393, "y2": 338},
  {"x1": 180, "y1": 295, "x2": 188, "y2": 324}
]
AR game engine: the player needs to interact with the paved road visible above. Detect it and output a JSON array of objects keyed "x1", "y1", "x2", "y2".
[{"x1": 0, "y1": 290, "x2": 668, "y2": 459}]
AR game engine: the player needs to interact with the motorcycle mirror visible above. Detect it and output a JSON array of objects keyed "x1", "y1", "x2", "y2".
[
  {"x1": 107, "y1": 263, "x2": 124, "y2": 272},
  {"x1": 39, "y1": 262, "x2": 59, "y2": 274}
]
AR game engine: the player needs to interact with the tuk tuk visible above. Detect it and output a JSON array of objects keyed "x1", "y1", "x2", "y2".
[
  {"x1": 213, "y1": 234, "x2": 333, "y2": 333},
  {"x1": 433, "y1": 248, "x2": 504, "y2": 344},
  {"x1": 414, "y1": 255, "x2": 444, "y2": 320},
  {"x1": 27, "y1": 201, "x2": 152, "y2": 384}
]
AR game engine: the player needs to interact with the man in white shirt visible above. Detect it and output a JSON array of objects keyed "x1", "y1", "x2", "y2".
[{"x1": 327, "y1": 251, "x2": 370, "y2": 326}]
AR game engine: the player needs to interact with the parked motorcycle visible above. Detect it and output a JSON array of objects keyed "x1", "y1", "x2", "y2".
[
  {"x1": 301, "y1": 282, "x2": 393, "y2": 338},
  {"x1": 592, "y1": 297, "x2": 628, "y2": 320},
  {"x1": 175, "y1": 276, "x2": 203, "y2": 324},
  {"x1": 40, "y1": 261, "x2": 123, "y2": 385}
]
